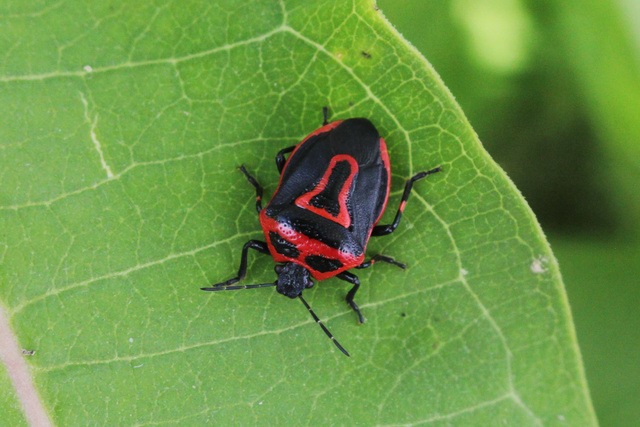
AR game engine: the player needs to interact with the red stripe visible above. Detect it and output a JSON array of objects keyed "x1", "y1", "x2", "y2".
[
  {"x1": 375, "y1": 137, "x2": 392, "y2": 224},
  {"x1": 294, "y1": 154, "x2": 358, "y2": 228},
  {"x1": 260, "y1": 215, "x2": 363, "y2": 281}
]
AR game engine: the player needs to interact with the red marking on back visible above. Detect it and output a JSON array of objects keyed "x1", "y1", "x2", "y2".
[
  {"x1": 295, "y1": 154, "x2": 358, "y2": 228},
  {"x1": 278, "y1": 120, "x2": 344, "y2": 184},
  {"x1": 375, "y1": 137, "x2": 392, "y2": 224},
  {"x1": 260, "y1": 215, "x2": 363, "y2": 281}
]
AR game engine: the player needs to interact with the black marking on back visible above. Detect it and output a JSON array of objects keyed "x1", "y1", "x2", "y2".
[
  {"x1": 266, "y1": 118, "x2": 387, "y2": 257},
  {"x1": 288, "y1": 216, "x2": 341, "y2": 251},
  {"x1": 269, "y1": 231, "x2": 300, "y2": 259},
  {"x1": 305, "y1": 255, "x2": 344, "y2": 273},
  {"x1": 290, "y1": 217, "x2": 338, "y2": 248},
  {"x1": 309, "y1": 160, "x2": 352, "y2": 217}
]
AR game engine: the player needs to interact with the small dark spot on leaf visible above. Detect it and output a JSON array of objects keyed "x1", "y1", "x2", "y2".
[
  {"x1": 22, "y1": 349, "x2": 36, "y2": 356},
  {"x1": 432, "y1": 342, "x2": 439, "y2": 350},
  {"x1": 400, "y1": 312, "x2": 406, "y2": 317},
  {"x1": 361, "y1": 51, "x2": 371, "y2": 59}
]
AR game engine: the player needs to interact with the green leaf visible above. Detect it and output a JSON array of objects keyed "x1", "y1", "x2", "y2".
[{"x1": 0, "y1": 0, "x2": 595, "y2": 424}]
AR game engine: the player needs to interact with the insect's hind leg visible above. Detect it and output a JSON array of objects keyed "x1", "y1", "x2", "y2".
[
  {"x1": 372, "y1": 167, "x2": 441, "y2": 236},
  {"x1": 336, "y1": 271, "x2": 365, "y2": 324},
  {"x1": 238, "y1": 166, "x2": 264, "y2": 214},
  {"x1": 201, "y1": 240, "x2": 269, "y2": 290}
]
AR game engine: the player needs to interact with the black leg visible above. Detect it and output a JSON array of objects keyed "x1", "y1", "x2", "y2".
[
  {"x1": 238, "y1": 165, "x2": 264, "y2": 214},
  {"x1": 356, "y1": 254, "x2": 406, "y2": 270},
  {"x1": 276, "y1": 146, "x2": 296, "y2": 174},
  {"x1": 337, "y1": 271, "x2": 365, "y2": 324},
  {"x1": 202, "y1": 240, "x2": 269, "y2": 290},
  {"x1": 372, "y1": 167, "x2": 441, "y2": 236},
  {"x1": 322, "y1": 106, "x2": 329, "y2": 126}
]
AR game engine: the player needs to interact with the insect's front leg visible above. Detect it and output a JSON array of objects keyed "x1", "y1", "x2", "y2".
[
  {"x1": 201, "y1": 240, "x2": 269, "y2": 290},
  {"x1": 372, "y1": 167, "x2": 441, "y2": 236},
  {"x1": 356, "y1": 254, "x2": 406, "y2": 270},
  {"x1": 336, "y1": 271, "x2": 365, "y2": 324}
]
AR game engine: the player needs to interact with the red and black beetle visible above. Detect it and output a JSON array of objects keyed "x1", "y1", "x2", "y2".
[{"x1": 202, "y1": 108, "x2": 441, "y2": 356}]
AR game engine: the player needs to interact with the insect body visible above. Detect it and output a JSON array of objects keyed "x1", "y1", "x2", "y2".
[{"x1": 202, "y1": 108, "x2": 441, "y2": 356}]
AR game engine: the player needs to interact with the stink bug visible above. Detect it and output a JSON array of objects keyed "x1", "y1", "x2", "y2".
[{"x1": 202, "y1": 108, "x2": 441, "y2": 356}]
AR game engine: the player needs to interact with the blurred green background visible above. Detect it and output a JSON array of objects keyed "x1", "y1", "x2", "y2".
[{"x1": 378, "y1": 0, "x2": 640, "y2": 425}]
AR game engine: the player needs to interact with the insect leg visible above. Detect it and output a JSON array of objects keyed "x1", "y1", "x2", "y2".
[
  {"x1": 275, "y1": 146, "x2": 296, "y2": 174},
  {"x1": 356, "y1": 254, "x2": 406, "y2": 270},
  {"x1": 322, "y1": 106, "x2": 329, "y2": 126},
  {"x1": 238, "y1": 165, "x2": 264, "y2": 213},
  {"x1": 336, "y1": 271, "x2": 365, "y2": 324},
  {"x1": 372, "y1": 166, "x2": 441, "y2": 236},
  {"x1": 202, "y1": 240, "x2": 269, "y2": 289}
]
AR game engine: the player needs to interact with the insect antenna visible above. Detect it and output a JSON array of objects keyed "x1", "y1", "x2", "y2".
[
  {"x1": 299, "y1": 295, "x2": 350, "y2": 357},
  {"x1": 201, "y1": 283, "x2": 276, "y2": 292}
]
